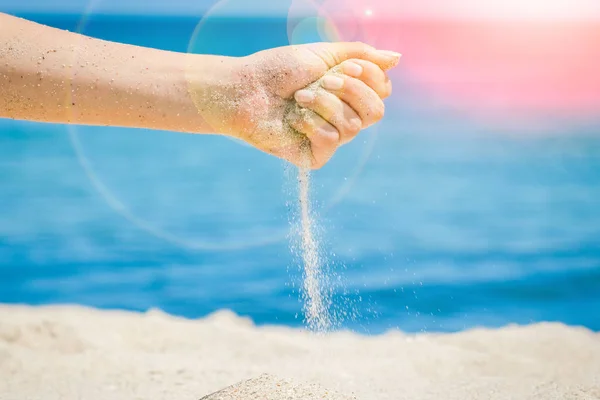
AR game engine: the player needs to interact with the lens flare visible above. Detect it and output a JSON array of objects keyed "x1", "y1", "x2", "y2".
[
  {"x1": 67, "y1": 0, "x2": 289, "y2": 251},
  {"x1": 64, "y1": 0, "x2": 378, "y2": 251},
  {"x1": 287, "y1": 0, "x2": 343, "y2": 44},
  {"x1": 292, "y1": 0, "x2": 600, "y2": 121}
]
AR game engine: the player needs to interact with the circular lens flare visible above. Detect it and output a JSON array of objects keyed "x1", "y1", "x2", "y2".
[
  {"x1": 287, "y1": 0, "x2": 343, "y2": 45},
  {"x1": 64, "y1": 0, "x2": 379, "y2": 251}
]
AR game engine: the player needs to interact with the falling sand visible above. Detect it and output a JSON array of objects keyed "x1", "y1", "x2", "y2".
[
  {"x1": 297, "y1": 167, "x2": 331, "y2": 332},
  {"x1": 292, "y1": 72, "x2": 347, "y2": 333}
]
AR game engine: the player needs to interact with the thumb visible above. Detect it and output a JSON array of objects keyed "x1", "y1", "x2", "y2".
[{"x1": 308, "y1": 41, "x2": 401, "y2": 71}]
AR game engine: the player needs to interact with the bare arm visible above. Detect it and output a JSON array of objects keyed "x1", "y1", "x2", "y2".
[
  {"x1": 0, "y1": 12, "x2": 226, "y2": 133},
  {"x1": 0, "y1": 12, "x2": 400, "y2": 168}
]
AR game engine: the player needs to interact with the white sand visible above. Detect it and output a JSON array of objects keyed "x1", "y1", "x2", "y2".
[
  {"x1": 200, "y1": 373, "x2": 357, "y2": 399},
  {"x1": 1, "y1": 305, "x2": 599, "y2": 400}
]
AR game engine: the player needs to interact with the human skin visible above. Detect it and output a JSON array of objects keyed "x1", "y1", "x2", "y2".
[{"x1": 0, "y1": 12, "x2": 400, "y2": 169}]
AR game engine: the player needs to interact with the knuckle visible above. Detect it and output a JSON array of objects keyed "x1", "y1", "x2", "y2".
[
  {"x1": 311, "y1": 44, "x2": 338, "y2": 67},
  {"x1": 315, "y1": 89, "x2": 333, "y2": 108},
  {"x1": 286, "y1": 110, "x2": 309, "y2": 133},
  {"x1": 343, "y1": 78, "x2": 360, "y2": 97},
  {"x1": 347, "y1": 58, "x2": 366, "y2": 68},
  {"x1": 352, "y1": 42, "x2": 371, "y2": 58},
  {"x1": 372, "y1": 101, "x2": 385, "y2": 121},
  {"x1": 346, "y1": 117, "x2": 362, "y2": 135},
  {"x1": 322, "y1": 131, "x2": 340, "y2": 147},
  {"x1": 320, "y1": 97, "x2": 341, "y2": 124},
  {"x1": 352, "y1": 58, "x2": 375, "y2": 71}
]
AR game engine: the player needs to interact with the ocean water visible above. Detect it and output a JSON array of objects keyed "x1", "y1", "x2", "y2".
[{"x1": 1, "y1": 14, "x2": 600, "y2": 333}]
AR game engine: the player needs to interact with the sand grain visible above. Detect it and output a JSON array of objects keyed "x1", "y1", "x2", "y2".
[
  {"x1": 1, "y1": 305, "x2": 599, "y2": 400},
  {"x1": 200, "y1": 373, "x2": 356, "y2": 400}
]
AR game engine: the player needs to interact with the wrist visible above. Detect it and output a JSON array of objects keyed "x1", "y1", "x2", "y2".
[
  {"x1": 178, "y1": 52, "x2": 246, "y2": 136},
  {"x1": 135, "y1": 50, "x2": 239, "y2": 135}
]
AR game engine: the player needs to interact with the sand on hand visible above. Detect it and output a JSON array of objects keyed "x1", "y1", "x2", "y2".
[{"x1": 200, "y1": 374, "x2": 356, "y2": 400}]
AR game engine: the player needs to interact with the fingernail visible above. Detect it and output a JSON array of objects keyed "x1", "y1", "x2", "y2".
[
  {"x1": 378, "y1": 50, "x2": 401, "y2": 59},
  {"x1": 343, "y1": 62, "x2": 363, "y2": 77},
  {"x1": 321, "y1": 75, "x2": 344, "y2": 91},
  {"x1": 294, "y1": 90, "x2": 315, "y2": 104}
]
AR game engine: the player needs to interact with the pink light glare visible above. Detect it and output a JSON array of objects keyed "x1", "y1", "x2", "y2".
[
  {"x1": 318, "y1": 0, "x2": 600, "y2": 21},
  {"x1": 290, "y1": 0, "x2": 600, "y2": 120}
]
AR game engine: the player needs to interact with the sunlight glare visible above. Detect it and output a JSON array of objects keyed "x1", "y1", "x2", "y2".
[{"x1": 456, "y1": 0, "x2": 600, "y2": 20}]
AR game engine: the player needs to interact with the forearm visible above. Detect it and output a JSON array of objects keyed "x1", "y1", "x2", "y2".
[{"x1": 0, "y1": 13, "x2": 229, "y2": 134}]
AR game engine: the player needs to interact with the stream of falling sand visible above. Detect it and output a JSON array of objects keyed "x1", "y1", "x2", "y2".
[{"x1": 297, "y1": 167, "x2": 331, "y2": 333}]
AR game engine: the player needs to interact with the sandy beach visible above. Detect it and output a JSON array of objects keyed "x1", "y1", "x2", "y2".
[{"x1": 0, "y1": 305, "x2": 599, "y2": 399}]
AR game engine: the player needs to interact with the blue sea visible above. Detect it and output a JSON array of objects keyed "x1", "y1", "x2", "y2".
[{"x1": 1, "y1": 13, "x2": 599, "y2": 334}]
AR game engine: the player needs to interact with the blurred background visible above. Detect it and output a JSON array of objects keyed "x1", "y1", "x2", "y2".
[{"x1": 1, "y1": 0, "x2": 599, "y2": 333}]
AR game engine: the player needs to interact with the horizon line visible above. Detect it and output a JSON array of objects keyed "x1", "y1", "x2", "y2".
[{"x1": 7, "y1": 10, "x2": 600, "y2": 22}]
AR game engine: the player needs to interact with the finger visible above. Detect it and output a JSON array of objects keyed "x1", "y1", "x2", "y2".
[
  {"x1": 319, "y1": 74, "x2": 385, "y2": 129},
  {"x1": 308, "y1": 41, "x2": 401, "y2": 72},
  {"x1": 336, "y1": 59, "x2": 392, "y2": 99},
  {"x1": 294, "y1": 88, "x2": 362, "y2": 145},
  {"x1": 286, "y1": 106, "x2": 339, "y2": 169}
]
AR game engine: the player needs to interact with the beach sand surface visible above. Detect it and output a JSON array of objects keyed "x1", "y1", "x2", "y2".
[{"x1": 1, "y1": 305, "x2": 599, "y2": 400}]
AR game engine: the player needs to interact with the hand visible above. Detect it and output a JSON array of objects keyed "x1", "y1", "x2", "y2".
[{"x1": 188, "y1": 42, "x2": 400, "y2": 169}]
